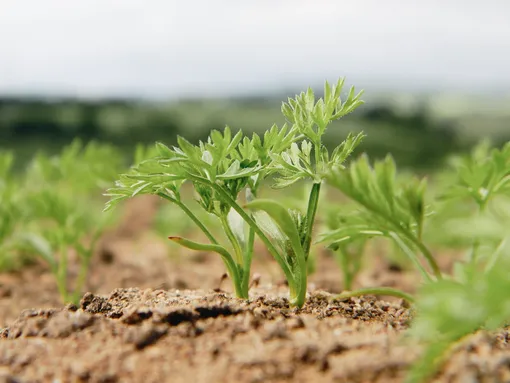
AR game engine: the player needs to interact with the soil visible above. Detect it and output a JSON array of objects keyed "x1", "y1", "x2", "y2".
[{"x1": 1, "y1": 197, "x2": 509, "y2": 382}]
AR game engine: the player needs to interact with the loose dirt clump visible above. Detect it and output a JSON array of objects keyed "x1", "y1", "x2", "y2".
[{"x1": 1, "y1": 287, "x2": 508, "y2": 383}]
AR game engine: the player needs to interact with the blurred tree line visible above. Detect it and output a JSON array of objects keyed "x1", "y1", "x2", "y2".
[
  {"x1": 0, "y1": 96, "x2": 506, "y2": 170},
  {"x1": 0, "y1": 98, "x2": 180, "y2": 146}
]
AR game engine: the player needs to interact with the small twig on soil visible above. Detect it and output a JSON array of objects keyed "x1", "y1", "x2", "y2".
[{"x1": 331, "y1": 287, "x2": 415, "y2": 304}]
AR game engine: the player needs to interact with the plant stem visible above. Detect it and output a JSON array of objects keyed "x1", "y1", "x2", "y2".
[
  {"x1": 314, "y1": 142, "x2": 321, "y2": 171},
  {"x1": 469, "y1": 240, "x2": 481, "y2": 265},
  {"x1": 484, "y1": 237, "x2": 507, "y2": 273},
  {"x1": 413, "y1": 239, "x2": 442, "y2": 280},
  {"x1": 170, "y1": 236, "x2": 246, "y2": 298},
  {"x1": 72, "y1": 249, "x2": 91, "y2": 305},
  {"x1": 157, "y1": 192, "x2": 218, "y2": 244},
  {"x1": 332, "y1": 287, "x2": 415, "y2": 304},
  {"x1": 469, "y1": 202, "x2": 487, "y2": 266},
  {"x1": 389, "y1": 232, "x2": 434, "y2": 282},
  {"x1": 389, "y1": 225, "x2": 442, "y2": 280},
  {"x1": 71, "y1": 230, "x2": 102, "y2": 303},
  {"x1": 303, "y1": 182, "x2": 321, "y2": 257},
  {"x1": 242, "y1": 226, "x2": 255, "y2": 294},
  {"x1": 290, "y1": 269, "x2": 307, "y2": 308},
  {"x1": 339, "y1": 189, "x2": 442, "y2": 280},
  {"x1": 336, "y1": 249, "x2": 353, "y2": 290},
  {"x1": 57, "y1": 244, "x2": 69, "y2": 303},
  {"x1": 220, "y1": 215, "x2": 243, "y2": 265}
]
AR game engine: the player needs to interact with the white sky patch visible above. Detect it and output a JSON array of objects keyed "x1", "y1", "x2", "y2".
[{"x1": 0, "y1": 0, "x2": 509, "y2": 98}]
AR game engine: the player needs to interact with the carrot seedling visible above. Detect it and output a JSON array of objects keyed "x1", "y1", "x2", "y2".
[
  {"x1": 19, "y1": 141, "x2": 122, "y2": 304},
  {"x1": 320, "y1": 154, "x2": 442, "y2": 287},
  {"x1": 0, "y1": 151, "x2": 31, "y2": 271},
  {"x1": 321, "y1": 140, "x2": 510, "y2": 381},
  {"x1": 106, "y1": 78, "x2": 365, "y2": 307}
]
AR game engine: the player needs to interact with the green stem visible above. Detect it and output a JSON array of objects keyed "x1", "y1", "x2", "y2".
[
  {"x1": 170, "y1": 236, "x2": 246, "y2": 298},
  {"x1": 72, "y1": 249, "x2": 91, "y2": 305},
  {"x1": 70, "y1": 229, "x2": 103, "y2": 304},
  {"x1": 337, "y1": 250, "x2": 353, "y2": 291},
  {"x1": 469, "y1": 240, "x2": 481, "y2": 265},
  {"x1": 470, "y1": 202, "x2": 487, "y2": 266},
  {"x1": 388, "y1": 224, "x2": 441, "y2": 280},
  {"x1": 303, "y1": 182, "x2": 321, "y2": 257},
  {"x1": 57, "y1": 244, "x2": 69, "y2": 303},
  {"x1": 412, "y1": 238, "x2": 442, "y2": 280},
  {"x1": 339, "y1": 189, "x2": 442, "y2": 280},
  {"x1": 220, "y1": 215, "x2": 243, "y2": 266},
  {"x1": 291, "y1": 277, "x2": 307, "y2": 307},
  {"x1": 314, "y1": 142, "x2": 321, "y2": 171},
  {"x1": 157, "y1": 192, "x2": 218, "y2": 245},
  {"x1": 484, "y1": 237, "x2": 507, "y2": 273},
  {"x1": 332, "y1": 287, "x2": 415, "y2": 304},
  {"x1": 389, "y1": 232, "x2": 434, "y2": 282},
  {"x1": 242, "y1": 226, "x2": 255, "y2": 294}
]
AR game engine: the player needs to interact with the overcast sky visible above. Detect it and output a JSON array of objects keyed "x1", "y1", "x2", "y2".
[{"x1": 1, "y1": 0, "x2": 509, "y2": 98}]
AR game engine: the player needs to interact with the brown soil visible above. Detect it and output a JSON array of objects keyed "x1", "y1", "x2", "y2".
[
  {"x1": 1, "y1": 288, "x2": 509, "y2": 383},
  {"x1": 0, "y1": 197, "x2": 509, "y2": 382}
]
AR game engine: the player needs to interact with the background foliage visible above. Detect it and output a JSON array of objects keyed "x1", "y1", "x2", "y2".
[{"x1": 2, "y1": 92, "x2": 509, "y2": 170}]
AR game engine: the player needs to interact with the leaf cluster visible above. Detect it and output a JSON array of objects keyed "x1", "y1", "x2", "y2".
[
  {"x1": 106, "y1": 125, "x2": 299, "y2": 213},
  {"x1": 321, "y1": 154, "x2": 439, "y2": 280},
  {"x1": 407, "y1": 245, "x2": 510, "y2": 382},
  {"x1": 271, "y1": 79, "x2": 365, "y2": 188},
  {"x1": 442, "y1": 140, "x2": 510, "y2": 208},
  {"x1": 320, "y1": 139, "x2": 510, "y2": 381},
  {"x1": 281, "y1": 78, "x2": 364, "y2": 146},
  {"x1": 0, "y1": 140, "x2": 123, "y2": 303}
]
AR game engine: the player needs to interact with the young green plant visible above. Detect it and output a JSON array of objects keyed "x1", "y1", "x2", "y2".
[
  {"x1": 322, "y1": 140, "x2": 510, "y2": 380},
  {"x1": 105, "y1": 126, "x2": 296, "y2": 299},
  {"x1": 405, "y1": 141, "x2": 510, "y2": 382},
  {"x1": 20, "y1": 140, "x2": 122, "y2": 304},
  {"x1": 106, "y1": 78, "x2": 365, "y2": 307},
  {"x1": 320, "y1": 154, "x2": 441, "y2": 302},
  {"x1": 246, "y1": 79, "x2": 365, "y2": 306},
  {"x1": 0, "y1": 151, "x2": 32, "y2": 271}
]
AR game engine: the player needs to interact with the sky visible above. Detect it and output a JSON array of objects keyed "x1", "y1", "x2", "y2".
[{"x1": 1, "y1": 0, "x2": 509, "y2": 98}]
